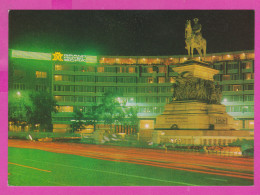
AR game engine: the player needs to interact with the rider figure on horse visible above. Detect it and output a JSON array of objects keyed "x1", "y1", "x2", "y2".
[{"x1": 192, "y1": 18, "x2": 202, "y2": 45}]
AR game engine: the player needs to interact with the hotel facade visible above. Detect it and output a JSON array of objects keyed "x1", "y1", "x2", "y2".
[{"x1": 8, "y1": 49, "x2": 255, "y2": 133}]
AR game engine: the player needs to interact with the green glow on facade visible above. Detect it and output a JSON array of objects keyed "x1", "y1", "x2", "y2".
[{"x1": 12, "y1": 50, "x2": 52, "y2": 61}]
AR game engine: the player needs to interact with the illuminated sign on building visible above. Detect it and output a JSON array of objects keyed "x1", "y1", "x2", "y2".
[
  {"x1": 11, "y1": 50, "x2": 97, "y2": 63},
  {"x1": 12, "y1": 50, "x2": 52, "y2": 61},
  {"x1": 52, "y1": 52, "x2": 63, "y2": 61},
  {"x1": 52, "y1": 52, "x2": 97, "y2": 63},
  {"x1": 63, "y1": 54, "x2": 97, "y2": 63}
]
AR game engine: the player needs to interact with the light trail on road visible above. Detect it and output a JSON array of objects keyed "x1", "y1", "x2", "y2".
[{"x1": 8, "y1": 140, "x2": 254, "y2": 181}]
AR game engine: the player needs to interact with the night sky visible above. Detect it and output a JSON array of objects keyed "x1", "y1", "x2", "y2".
[{"x1": 9, "y1": 10, "x2": 254, "y2": 56}]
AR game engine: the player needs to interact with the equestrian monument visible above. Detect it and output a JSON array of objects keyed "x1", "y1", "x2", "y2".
[{"x1": 152, "y1": 19, "x2": 251, "y2": 145}]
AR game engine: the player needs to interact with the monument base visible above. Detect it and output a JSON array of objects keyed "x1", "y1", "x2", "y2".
[{"x1": 155, "y1": 100, "x2": 237, "y2": 130}]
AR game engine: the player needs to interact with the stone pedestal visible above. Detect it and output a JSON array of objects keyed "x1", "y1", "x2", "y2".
[{"x1": 155, "y1": 100, "x2": 237, "y2": 130}]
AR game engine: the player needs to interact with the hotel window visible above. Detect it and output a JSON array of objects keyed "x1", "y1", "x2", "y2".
[
  {"x1": 118, "y1": 67, "x2": 127, "y2": 73},
  {"x1": 147, "y1": 67, "x2": 153, "y2": 73},
  {"x1": 36, "y1": 71, "x2": 47, "y2": 78},
  {"x1": 96, "y1": 87, "x2": 104, "y2": 92},
  {"x1": 127, "y1": 87, "x2": 136, "y2": 93},
  {"x1": 117, "y1": 87, "x2": 127, "y2": 93},
  {"x1": 13, "y1": 83, "x2": 25, "y2": 90},
  {"x1": 57, "y1": 106, "x2": 73, "y2": 112},
  {"x1": 214, "y1": 75, "x2": 221, "y2": 81},
  {"x1": 137, "y1": 97, "x2": 146, "y2": 103},
  {"x1": 125, "y1": 77, "x2": 136, "y2": 83},
  {"x1": 244, "y1": 73, "x2": 254, "y2": 80},
  {"x1": 128, "y1": 67, "x2": 135, "y2": 73},
  {"x1": 234, "y1": 106, "x2": 242, "y2": 112},
  {"x1": 84, "y1": 97, "x2": 95, "y2": 103},
  {"x1": 158, "y1": 97, "x2": 166, "y2": 103},
  {"x1": 97, "y1": 67, "x2": 104, "y2": 72},
  {"x1": 233, "y1": 95, "x2": 243, "y2": 102},
  {"x1": 104, "y1": 67, "x2": 116, "y2": 73},
  {"x1": 244, "y1": 84, "x2": 254, "y2": 90},
  {"x1": 148, "y1": 77, "x2": 154, "y2": 83},
  {"x1": 231, "y1": 74, "x2": 239, "y2": 80},
  {"x1": 213, "y1": 64, "x2": 223, "y2": 70},
  {"x1": 54, "y1": 75, "x2": 62, "y2": 81},
  {"x1": 158, "y1": 87, "x2": 167, "y2": 93},
  {"x1": 35, "y1": 85, "x2": 46, "y2": 92},
  {"x1": 87, "y1": 66, "x2": 95, "y2": 72},
  {"x1": 227, "y1": 63, "x2": 237, "y2": 70},
  {"x1": 244, "y1": 95, "x2": 254, "y2": 101},
  {"x1": 244, "y1": 62, "x2": 252, "y2": 69},
  {"x1": 117, "y1": 77, "x2": 124, "y2": 83},
  {"x1": 222, "y1": 75, "x2": 230, "y2": 81},
  {"x1": 138, "y1": 77, "x2": 148, "y2": 83},
  {"x1": 97, "y1": 77, "x2": 104, "y2": 82},
  {"x1": 158, "y1": 77, "x2": 165, "y2": 83},
  {"x1": 104, "y1": 87, "x2": 115, "y2": 93},
  {"x1": 55, "y1": 65, "x2": 63, "y2": 71},
  {"x1": 222, "y1": 85, "x2": 231, "y2": 91},
  {"x1": 233, "y1": 85, "x2": 242, "y2": 92},
  {"x1": 85, "y1": 86, "x2": 95, "y2": 92},
  {"x1": 158, "y1": 66, "x2": 166, "y2": 73},
  {"x1": 86, "y1": 76, "x2": 95, "y2": 82},
  {"x1": 75, "y1": 76, "x2": 85, "y2": 82}
]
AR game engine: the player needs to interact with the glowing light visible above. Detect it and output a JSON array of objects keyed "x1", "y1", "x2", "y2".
[
  {"x1": 130, "y1": 98, "x2": 134, "y2": 101},
  {"x1": 170, "y1": 58, "x2": 173, "y2": 60},
  {"x1": 223, "y1": 98, "x2": 227, "y2": 102},
  {"x1": 184, "y1": 57, "x2": 187, "y2": 61},
  {"x1": 145, "y1": 124, "x2": 149, "y2": 128},
  {"x1": 16, "y1": 91, "x2": 21, "y2": 96},
  {"x1": 52, "y1": 52, "x2": 64, "y2": 61},
  {"x1": 12, "y1": 50, "x2": 51, "y2": 61},
  {"x1": 63, "y1": 54, "x2": 97, "y2": 63},
  {"x1": 250, "y1": 122, "x2": 254, "y2": 125}
]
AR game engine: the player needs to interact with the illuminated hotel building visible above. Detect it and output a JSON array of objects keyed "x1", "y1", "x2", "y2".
[{"x1": 8, "y1": 50, "x2": 255, "y2": 133}]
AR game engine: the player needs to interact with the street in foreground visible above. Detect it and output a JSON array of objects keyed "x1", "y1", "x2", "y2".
[{"x1": 8, "y1": 140, "x2": 253, "y2": 186}]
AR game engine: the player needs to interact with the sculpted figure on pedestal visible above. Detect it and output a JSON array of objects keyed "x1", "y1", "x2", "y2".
[{"x1": 185, "y1": 18, "x2": 207, "y2": 60}]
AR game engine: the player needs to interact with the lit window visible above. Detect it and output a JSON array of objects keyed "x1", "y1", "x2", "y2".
[
  {"x1": 57, "y1": 106, "x2": 73, "y2": 112},
  {"x1": 128, "y1": 67, "x2": 135, "y2": 73},
  {"x1": 244, "y1": 73, "x2": 254, "y2": 80},
  {"x1": 245, "y1": 62, "x2": 252, "y2": 69},
  {"x1": 147, "y1": 67, "x2": 153, "y2": 73},
  {"x1": 158, "y1": 77, "x2": 165, "y2": 83},
  {"x1": 55, "y1": 65, "x2": 63, "y2": 71},
  {"x1": 233, "y1": 85, "x2": 242, "y2": 92},
  {"x1": 36, "y1": 71, "x2": 47, "y2": 78},
  {"x1": 97, "y1": 67, "x2": 104, "y2": 72},
  {"x1": 54, "y1": 75, "x2": 62, "y2": 81},
  {"x1": 148, "y1": 77, "x2": 154, "y2": 83},
  {"x1": 158, "y1": 67, "x2": 165, "y2": 73}
]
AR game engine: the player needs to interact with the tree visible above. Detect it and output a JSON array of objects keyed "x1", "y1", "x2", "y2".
[
  {"x1": 71, "y1": 109, "x2": 85, "y2": 133},
  {"x1": 95, "y1": 92, "x2": 126, "y2": 131},
  {"x1": 8, "y1": 91, "x2": 30, "y2": 131},
  {"x1": 25, "y1": 91, "x2": 58, "y2": 132}
]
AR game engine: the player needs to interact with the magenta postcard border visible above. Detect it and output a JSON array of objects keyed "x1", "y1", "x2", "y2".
[{"x1": 0, "y1": 0, "x2": 259, "y2": 194}]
